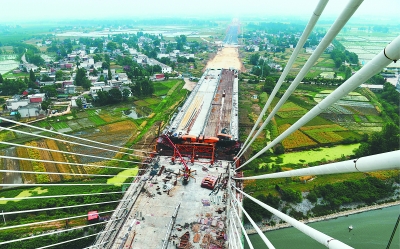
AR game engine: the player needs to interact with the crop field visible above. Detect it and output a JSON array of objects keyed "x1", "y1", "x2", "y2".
[
  {"x1": 301, "y1": 124, "x2": 347, "y2": 144},
  {"x1": 268, "y1": 86, "x2": 385, "y2": 150},
  {"x1": 134, "y1": 98, "x2": 162, "y2": 108},
  {"x1": 50, "y1": 121, "x2": 70, "y2": 131},
  {"x1": 276, "y1": 102, "x2": 308, "y2": 118},
  {"x1": 66, "y1": 120, "x2": 83, "y2": 130},
  {"x1": 278, "y1": 124, "x2": 318, "y2": 149},
  {"x1": 0, "y1": 130, "x2": 15, "y2": 142},
  {"x1": 45, "y1": 139, "x2": 74, "y2": 180},
  {"x1": 99, "y1": 120, "x2": 138, "y2": 133},
  {"x1": 76, "y1": 118, "x2": 96, "y2": 128},
  {"x1": 88, "y1": 115, "x2": 106, "y2": 126}
]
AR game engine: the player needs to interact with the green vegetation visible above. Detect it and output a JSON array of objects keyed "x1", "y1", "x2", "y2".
[
  {"x1": 310, "y1": 177, "x2": 395, "y2": 216},
  {"x1": 50, "y1": 121, "x2": 70, "y2": 130},
  {"x1": 107, "y1": 168, "x2": 139, "y2": 186}
]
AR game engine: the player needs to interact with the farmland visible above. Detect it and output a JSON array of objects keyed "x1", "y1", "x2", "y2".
[
  {"x1": 238, "y1": 80, "x2": 389, "y2": 177},
  {"x1": 0, "y1": 79, "x2": 186, "y2": 188}
]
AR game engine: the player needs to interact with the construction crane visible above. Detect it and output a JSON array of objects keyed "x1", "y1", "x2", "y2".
[{"x1": 162, "y1": 135, "x2": 196, "y2": 184}]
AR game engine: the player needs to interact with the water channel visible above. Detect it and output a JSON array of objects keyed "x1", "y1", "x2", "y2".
[{"x1": 245, "y1": 205, "x2": 400, "y2": 249}]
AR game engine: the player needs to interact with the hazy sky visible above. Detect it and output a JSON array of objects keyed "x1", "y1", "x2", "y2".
[{"x1": 1, "y1": 0, "x2": 399, "y2": 22}]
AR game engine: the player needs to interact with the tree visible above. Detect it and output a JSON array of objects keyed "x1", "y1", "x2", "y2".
[
  {"x1": 76, "y1": 98, "x2": 83, "y2": 110},
  {"x1": 0, "y1": 73, "x2": 3, "y2": 83},
  {"x1": 96, "y1": 90, "x2": 109, "y2": 105},
  {"x1": 75, "y1": 68, "x2": 87, "y2": 87},
  {"x1": 344, "y1": 67, "x2": 352, "y2": 80},
  {"x1": 29, "y1": 69, "x2": 36, "y2": 83},
  {"x1": 93, "y1": 54, "x2": 102, "y2": 63},
  {"x1": 82, "y1": 79, "x2": 92, "y2": 90},
  {"x1": 55, "y1": 70, "x2": 64, "y2": 81},
  {"x1": 122, "y1": 89, "x2": 131, "y2": 101},
  {"x1": 249, "y1": 53, "x2": 260, "y2": 65},
  {"x1": 41, "y1": 74, "x2": 52, "y2": 82},
  {"x1": 106, "y1": 42, "x2": 118, "y2": 51},
  {"x1": 108, "y1": 68, "x2": 112, "y2": 80},
  {"x1": 108, "y1": 88, "x2": 122, "y2": 104},
  {"x1": 40, "y1": 85, "x2": 57, "y2": 97},
  {"x1": 41, "y1": 100, "x2": 51, "y2": 111},
  {"x1": 263, "y1": 76, "x2": 275, "y2": 94},
  {"x1": 14, "y1": 112, "x2": 21, "y2": 121}
]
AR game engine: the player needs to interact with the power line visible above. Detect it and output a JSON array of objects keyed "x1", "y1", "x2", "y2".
[
  {"x1": 0, "y1": 116, "x2": 152, "y2": 155},
  {"x1": 0, "y1": 141, "x2": 143, "y2": 164}
]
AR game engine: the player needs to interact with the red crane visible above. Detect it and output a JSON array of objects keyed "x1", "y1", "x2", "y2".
[{"x1": 162, "y1": 135, "x2": 195, "y2": 183}]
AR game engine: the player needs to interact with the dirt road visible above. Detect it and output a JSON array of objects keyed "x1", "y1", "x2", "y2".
[{"x1": 205, "y1": 46, "x2": 244, "y2": 71}]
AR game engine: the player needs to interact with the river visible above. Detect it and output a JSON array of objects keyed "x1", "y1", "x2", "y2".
[{"x1": 245, "y1": 205, "x2": 400, "y2": 249}]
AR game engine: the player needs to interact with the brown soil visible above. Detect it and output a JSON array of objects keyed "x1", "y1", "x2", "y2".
[{"x1": 205, "y1": 46, "x2": 245, "y2": 71}]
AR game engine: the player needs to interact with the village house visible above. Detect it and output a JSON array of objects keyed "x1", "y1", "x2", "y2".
[
  {"x1": 64, "y1": 85, "x2": 77, "y2": 94},
  {"x1": 17, "y1": 103, "x2": 41, "y2": 118},
  {"x1": 6, "y1": 95, "x2": 29, "y2": 111},
  {"x1": 147, "y1": 58, "x2": 172, "y2": 74},
  {"x1": 71, "y1": 96, "x2": 87, "y2": 108}
]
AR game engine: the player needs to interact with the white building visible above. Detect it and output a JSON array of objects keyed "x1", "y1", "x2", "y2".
[
  {"x1": 18, "y1": 103, "x2": 41, "y2": 118},
  {"x1": 6, "y1": 96, "x2": 29, "y2": 111}
]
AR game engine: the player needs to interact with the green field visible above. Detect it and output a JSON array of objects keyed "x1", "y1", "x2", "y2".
[
  {"x1": 88, "y1": 115, "x2": 106, "y2": 125},
  {"x1": 50, "y1": 121, "x2": 70, "y2": 130},
  {"x1": 153, "y1": 80, "x2": 183, "y2": 96},
  {"x1": 0, "y1": 187, "x2": 48, "y2": 204},
  {"x1": 269, "y1": 143, "x2": 360, "y2": 165},
  {"x1": 107, "y1": 168, "x2": 139, "y2": 186}
]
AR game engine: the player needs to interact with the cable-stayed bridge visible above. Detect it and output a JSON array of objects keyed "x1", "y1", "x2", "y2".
[{"x1": 1, "y1": 0, "x2": 400, "y2": 248}]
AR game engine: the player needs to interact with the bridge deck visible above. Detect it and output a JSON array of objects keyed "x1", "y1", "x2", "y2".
[{"x1": 110, "y1": 157, "x2": 232, "y2": 249}]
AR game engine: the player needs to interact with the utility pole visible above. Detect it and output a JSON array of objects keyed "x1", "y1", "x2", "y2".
[{"x1": 2, "y1": 210, "x2": 6, "y2": 225}]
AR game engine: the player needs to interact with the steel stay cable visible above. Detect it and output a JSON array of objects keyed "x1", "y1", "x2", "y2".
[
  {"x1": 0, "y1": 208, "x2": 126, "y2": 231},
  {"x1": 236, "y1": 0, "x2": 329, "y2": 159},
  {"x1": 236, "y1": 0, "x2": 364, "y2": 163},
  {"x1": 0, "y1": 183, "x2": 137, "y2": 187},
  {"x1": 229, "y1": 208, "x2": 242, "y2": 249},
  {"x1": 0, "y1": 155, "x2": 148, "y2": 170},
  {"x1": 37, "y1": 230, "x2": 115, "y2": 249},
  {"x1": 0, "y1": 218, "x2": 122, "y2": 246},
  {"x1": 0, "y1": 169, "x2": 140, "y2": 178},
  {"x1": 233, "y1": 186, "x2": 354, "y2": 249},
  {"x1": 0, "y1": 140, "x2": 142, "y2": 164},
  {"x1": 0, "y1": 191, "x2": 125, "y2": 200},
  {"x1": 0, "y1": 116, "x2": 151, "y2": 154},
  {"x1": 1, "y1": 199, "x2": 128, "y2": 215},
  {"x1": 0, "y1": 126, "x2": 148, "y2": 160},
  {"x1": 230, "y1": 199, "x2": 254, "y2": 249},
  {"x1": 228, "y1": 188, "x2": 275, "y2": 249},
  {"x1": 236, "y1": 33, "x2": 400, "y2": 171}
]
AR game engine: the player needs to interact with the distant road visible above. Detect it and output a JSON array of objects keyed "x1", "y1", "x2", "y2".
[{"x1": 223, "y1": 25, "x2": 239, "y2": 45}]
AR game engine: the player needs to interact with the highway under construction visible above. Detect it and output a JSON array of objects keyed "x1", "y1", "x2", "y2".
[{"x1": 157, "y1": 68, "x2": 240, "y2": 164}]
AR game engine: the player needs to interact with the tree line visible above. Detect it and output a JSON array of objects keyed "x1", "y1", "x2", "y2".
[{"x1": 309, "y1": 177, "x2": 395, "y2": 216}]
